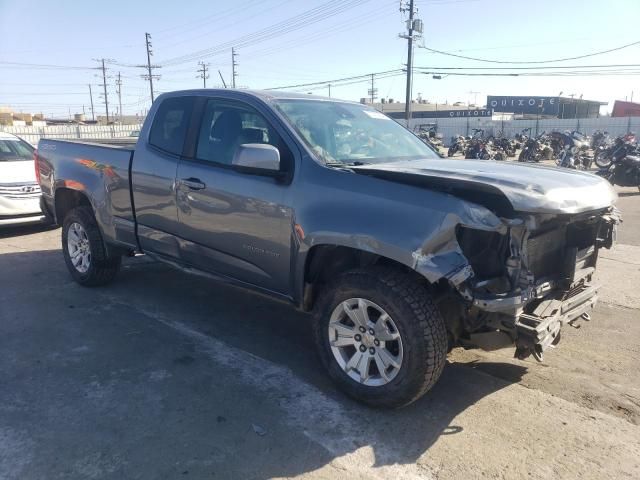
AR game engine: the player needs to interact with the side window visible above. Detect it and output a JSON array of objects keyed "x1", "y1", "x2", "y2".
[
  {"x1": 149, "y1": 96, "x2": 194, "y2": 156},
  {"x1": 195, "y1": 99, "x2": 285, "y2": 166}
]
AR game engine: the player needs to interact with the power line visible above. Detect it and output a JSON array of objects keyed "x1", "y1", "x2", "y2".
[
  {"x1": 237, "y1": 1, "x2": 395, "y2": 69},
  {"x1": 264, "y1": 69, "x2": 403, "y2": 91},
  {"x1": 0, "y1": 61, "x2": 97, "y2": 70},
  {"x1": 421, "y1": 39, "x2": 640, "y2": 64},
  {"x1": 418, "y1": 70, "x2": 640, "y2": 77},
  {"x1": 158, "y1": 0, "x2": 372, "y2": 66},
  {"x1": 153, "y1": 0, "x2": 262, "y2": 37},
  {"x1": 155, "y1": 0, "x2": 286, "y2": 48},
  {"x1": 414, "y1": 63, "x2": 640, "y2": 70}
]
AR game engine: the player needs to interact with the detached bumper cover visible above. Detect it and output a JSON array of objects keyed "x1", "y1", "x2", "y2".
[{"x1": 514, "y1": 282, "x2": 599, "y2": 361}]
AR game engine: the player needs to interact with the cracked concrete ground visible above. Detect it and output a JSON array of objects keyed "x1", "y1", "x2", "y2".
[{"x1": 1, "y1": 186, "x2": 639, "y2": 479}]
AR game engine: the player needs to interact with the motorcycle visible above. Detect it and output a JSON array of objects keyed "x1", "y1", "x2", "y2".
[
  {"x1": 415, "y1": 124, "x2": 444, "y2": 151},
  {"x1": 465, "y1": 129, "x2": 493, "y2": 159},
  {"x1": 597, "y1": 154, "x2": 640, "y2": 191},
  {"x1": 556, "y1": 131, "x2": 592, "y2": 169},
  {"x1": 447, "y1": 135, "x2": 466, "y2": 157},
  {"x1": 594, "y1": 132, "x2": 637, "y2": 168},
  {"x1": 518, "y1": 132, "x2": 552, "y2": 162},
  {"x1": 591, "y1": 130, "x2": 610, "y2": 150},
  {"x1": 514, "y1": 128, "x2": 531, "y2": 149},
  {"x1": 489, "y1": 135, "x2": 516, "y2": 157}
]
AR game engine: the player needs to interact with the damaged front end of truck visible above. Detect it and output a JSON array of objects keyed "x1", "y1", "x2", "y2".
[
  {"x1": 353, "y1": 160, "x2": 621, "y2": 361},
  {"x1": 412, "y1": 200, "x2": 620, "y2": 362}
]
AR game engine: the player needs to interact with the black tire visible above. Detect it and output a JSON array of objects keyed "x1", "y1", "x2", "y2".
[
  {"x1": 518, "y1": 149, "x2": 527, "y2": 162},
  {"x1": 594, "y1": 151, "x2": 612, "y2": 168},
  {"x1": 312, "y1": 267, "x2": 448, "y2": 408},
  {"x1": 61, "y1": 206, "x2": 121, "y2": 286}
]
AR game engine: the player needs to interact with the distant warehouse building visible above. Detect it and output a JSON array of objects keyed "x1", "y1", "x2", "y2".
[
  {"x1": 611, "y1": 100, "x2": 640, "y2": 117},
  {"x1": 363, "y1": 99, "x2": 491, "y2": 119},
  {"x1": 487, "y1": 95, "x2": 606, "y2": 119}
]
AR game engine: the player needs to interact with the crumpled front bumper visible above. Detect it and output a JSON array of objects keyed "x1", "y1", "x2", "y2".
[
  {"x1": 514, "y1": 282, "x2": 598, "y2": 361},
  {"x1": 460, "y1": 207, "x2": 620, "y2": 362}
]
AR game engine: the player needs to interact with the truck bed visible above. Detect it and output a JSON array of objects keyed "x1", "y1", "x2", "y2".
[{"x1": 37, "y1": 138, "x2": 137, "y2": 248}]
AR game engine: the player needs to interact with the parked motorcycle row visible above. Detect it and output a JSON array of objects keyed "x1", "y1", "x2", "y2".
[
  {"x1": 446, "y1": 129, "x2": 514, "y2": 160},
  {"x1": 416, "y1": 126, "x2": 640, "y2": 190}
]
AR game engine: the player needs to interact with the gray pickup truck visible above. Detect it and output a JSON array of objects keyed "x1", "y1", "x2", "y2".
[{"x1": 37, "y1": 89, "x2": 620, "y2": 408}]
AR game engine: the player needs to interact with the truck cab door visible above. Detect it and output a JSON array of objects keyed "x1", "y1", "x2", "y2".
[
  {"x1": 175, "y1": 97, "x2": 296, "y2": 295},
  {"x1": 132, "y1": 95, "x2": 196, "y2": 258}
]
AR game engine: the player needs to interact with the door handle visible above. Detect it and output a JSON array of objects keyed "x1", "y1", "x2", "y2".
[{"x1": 180, "y1": 178, "x2": 206, "y2": 190}]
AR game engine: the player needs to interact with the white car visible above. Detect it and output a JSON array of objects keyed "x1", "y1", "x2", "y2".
[{"x1": 0, "y1": 132, "x2": 48, "y2": 226}]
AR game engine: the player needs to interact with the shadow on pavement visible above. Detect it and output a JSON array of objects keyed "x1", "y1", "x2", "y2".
[
  {"x1": 0, "y1": 222, "x2": 58, "y2": 239},
  {"x1": 0, "y1": 249, "x2": 528, "y2": 478}
]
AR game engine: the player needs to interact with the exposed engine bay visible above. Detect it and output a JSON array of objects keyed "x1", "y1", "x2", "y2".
[
  {"x1": 456, "y1": 208, "x2": 620, "y2": 360},
  {"x1": 422, "y1": 206, "x2": 621, "y2": 361}
]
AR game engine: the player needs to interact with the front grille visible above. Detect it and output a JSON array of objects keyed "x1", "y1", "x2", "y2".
[{"x1": 0, "y1": 183, "x2": 41, "y2": 199}]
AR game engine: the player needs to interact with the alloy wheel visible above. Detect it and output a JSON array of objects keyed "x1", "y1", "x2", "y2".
[{"x1": 328, "y1": 298, "x2": 403, "y2": 387}]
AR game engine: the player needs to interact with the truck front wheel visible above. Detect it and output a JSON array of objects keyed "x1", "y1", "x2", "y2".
[
  {"x1": 61, "y1": 206, "x2": 121, "y2": 286},
  {"x1": 312, "y1": 267, "x2": 448, "y2": 408}
]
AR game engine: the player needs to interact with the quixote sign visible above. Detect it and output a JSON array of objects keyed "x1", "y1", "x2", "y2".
[
  {"x1": 487, "y1": 96, "x2": 560, "y2": 115},
  {"x1": 387, "y1": 109, "x2": 492, "y2": 119}
]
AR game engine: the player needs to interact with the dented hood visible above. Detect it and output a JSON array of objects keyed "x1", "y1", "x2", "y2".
[{"x1": 352, "y1": 159, "x2": 617, "y2": 215}]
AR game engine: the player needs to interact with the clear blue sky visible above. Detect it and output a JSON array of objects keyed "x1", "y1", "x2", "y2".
[{"x1": 1, "y1": 0, "x2": 639, "y2": 118}]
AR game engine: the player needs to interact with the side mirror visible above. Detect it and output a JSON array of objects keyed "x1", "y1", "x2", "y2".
[{"x1": 232, "y1": 144, "x2": 280, "y2": 174}]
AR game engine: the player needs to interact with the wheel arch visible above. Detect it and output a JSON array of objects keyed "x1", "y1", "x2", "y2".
[
  {"x1": 300, "y1": 244, "x2": 427, "y2": 312},
  {"x1": 54, "y1": 187, "x2": 92, "y2": 224}
]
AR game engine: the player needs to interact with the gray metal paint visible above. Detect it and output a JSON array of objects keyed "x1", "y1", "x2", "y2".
[
  {"x1": 352, "y1": 159, "x2": 618, "y2": 215},
  {"x1": 37, "y1": 139, "x2": 136, "y2": 248},
  {"x1": 39, "y1": 89, "x2": 619, "y2": 309}
]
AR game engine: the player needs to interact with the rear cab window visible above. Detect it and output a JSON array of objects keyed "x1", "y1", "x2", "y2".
[{"x1": 148, "y1": 96, "x2": 195, "y2": 156}]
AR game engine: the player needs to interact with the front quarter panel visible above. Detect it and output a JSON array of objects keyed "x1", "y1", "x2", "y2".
[{"x1": 292, "y1": 158, "x2": 505, "y2": 300}]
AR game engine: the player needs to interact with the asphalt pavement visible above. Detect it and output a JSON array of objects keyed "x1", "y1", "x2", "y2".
[{"x1": 1, "y1": 185, "x2": 639, "y2": 480}]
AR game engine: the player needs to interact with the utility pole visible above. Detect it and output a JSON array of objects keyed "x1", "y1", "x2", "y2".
[
  {"x1": 142, "y1": 33, "x2": 162, "y2": 102},
  {"x1": 400, "y1": 0, "x2": 422, "y2": 125},
  {"x1": 368, "y1": 73, "x2": 378, "y2": 105},
  {"x1": 88, "y1": 84, "x2": 95, "y2": 121},
  {"x1": 231, "y1": 47, "x2": 238, "y2": 88},
  {"x1": 100, "y1": 59, "x2": 110, "y2": 123},
  {"x1": 197, "y1": 61, "x2": 210, "y2": 88},
  {"x1": 467, "y1": 90, "x2": 479, "y2": 107},
  {"x1": 218, "y1": 70, "x2": 227, "y2": 88},
  {"x1": 115, "y1": 72, "x2": 123, "y2": 123}
]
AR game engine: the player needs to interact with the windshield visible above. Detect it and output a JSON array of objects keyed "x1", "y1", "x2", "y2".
[
  {"x1": 0, "y1": 138, "x2": 34, "y2": 162},
  {"x1": 274, "y1": 99, "x2": 439, "y2": 165}
]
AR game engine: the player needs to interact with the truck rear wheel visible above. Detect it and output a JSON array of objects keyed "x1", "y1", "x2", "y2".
[
  {"x1": 312, "y1": 267, "x2": 448, "y2": 408},
  {"x1": 61, "y1": 206, "x2": 121, "y2": 286}
]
